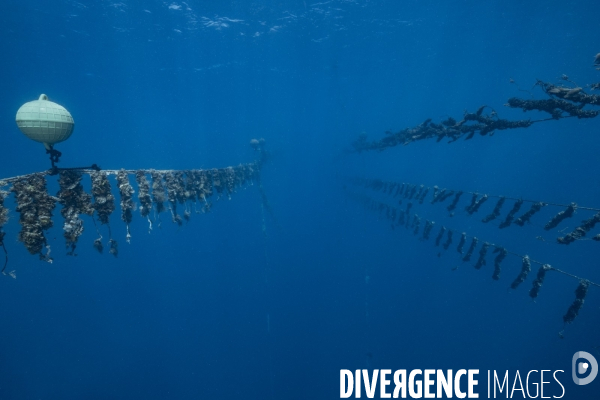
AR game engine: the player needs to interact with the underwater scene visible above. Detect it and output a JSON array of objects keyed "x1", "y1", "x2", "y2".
[{"x1": 1, "y1": 0, "x2": 599, "y2": 399}]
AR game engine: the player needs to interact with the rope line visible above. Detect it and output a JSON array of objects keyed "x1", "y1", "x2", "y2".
[
  {"x1": 0, "y1": 157, "x2": 266, "y2": 270},
  {"x1": 502, "y1": 249, "x2": 600, "y2": 288},
  {"x1": 348, "y1": 177, "x2": 600, "y2": 213},
  {"x1": 465, "y1": 193, "x2": 600, "y2": 212},
  {"x1": 347, "y1": 190, "x2": 599, "y2": 288}
]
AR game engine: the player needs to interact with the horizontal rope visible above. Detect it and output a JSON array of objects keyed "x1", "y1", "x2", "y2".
[
  {"x1": 465, "y1": 193, "x2": 600, "y2": 212},
  {"x1": 347, "y1": 176, "x2": 600, "y2": 212},
  {"x1": 347, "y1": 190, "x2": 599, "y2": 288},
  {"x1": 0, "y1": 159, "x2": 265, "y2": 268},
  {"x1": 0, "y1": 164, "x2": 262, "y2": 186},
  {"x1": 350, "y1": 73, "x2": 600, "y2": 152},
  {"x1": 501, "y1": 250, "x2": 599, "y2": 288}
]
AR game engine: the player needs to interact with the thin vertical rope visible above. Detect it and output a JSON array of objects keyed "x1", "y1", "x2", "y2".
[
  {"x1": 261, "y1": 197, "x2": 275, "y2": 400},
  {"x1": 359, "y1": 156, "x2": 372, "y2": 369}
]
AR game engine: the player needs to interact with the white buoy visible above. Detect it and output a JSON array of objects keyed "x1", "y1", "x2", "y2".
[{"x1": 15, "y1": 94, "x2": 74, "y2": 150}]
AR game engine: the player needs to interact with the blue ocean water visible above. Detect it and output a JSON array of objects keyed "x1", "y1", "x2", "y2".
[{"x1": 1, "y1": 0, "x2": 599, "y2": 399}]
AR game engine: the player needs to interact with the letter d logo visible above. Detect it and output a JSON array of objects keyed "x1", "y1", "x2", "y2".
[{"x1": 572, "y1": 351, "x2": 598, "y2": 385}]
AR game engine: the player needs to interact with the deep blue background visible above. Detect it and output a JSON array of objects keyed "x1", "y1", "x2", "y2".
[{"x1": 1, "y1": 0, "x2": 599, "y2": 399}]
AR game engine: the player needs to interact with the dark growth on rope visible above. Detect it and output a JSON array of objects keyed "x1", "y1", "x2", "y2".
[
  {"x1": 150, "y1": 171, "x2": 167, "y2": 215},
  {"x1": 351, "y1": 106, "x2": 534, "y2": 152},
  {"x1": 11, "y1": 174, "x2": 55, "y2": 259},
  {"x1": 563, "y1": 280, "x2": 590, "y2": 324},
  {"x1": 93, "y1": 238, "x2": 103, "y2": 254},
  {"x1": 499, "y1": 200, "x2": 523, "y2": 229},
  {"x1": 109, "y1": 238, "x2": 118, "y2": 257},
  {"x1": 57, "y1": 170, "x2": 94, "y2": 255},
  {"x1": 435, "y1": 226, "x2": 446, "y2": 247},
  {"x1": 557, "y1": 212, "x2": 600, "y2": 245},
  {"x1": 443, "y1": 230, "x2": 453, "y2": 250},
  {"x1": 466, "y1": 194, "x2": 488, "y2": 215},
  {"x1": 412, "y1": 215, "x2": 421, "y2": 236},
  {"x1": 463, "y1": 237, "x2": 478, "y2": 262},
  {"x1": 447, "y1": 191, "x2": 463, "y2": 213},
  {"x1": 492, "y1": 247, "x2": 508, "y2": 281},
  {"x1": 422, "y1": 220, "x2": 435, "y2": 240},
  {"x1": 474, "y1": 242, "x2": 490, "y2": 270},
  {"x1": 483, "y1": 197, "x2": 505, "y2": 223},
  {"x1": 135, "y1": 171, "x2": 152, "y2": 219},
  {"x1": 515, "y1": 202, "x2": 546, "y2": 226},
  {"x1": 511, "y1": 256, "x2": 532, "y2": 290},
  {"x1": 544, "y1": 203, "x2": 577, "y2": 230},
  {"x1": 0, "y1": 187, "x2": 9, "y2": 274},
  {"x1": 530, "y1": 264, "x2": 552, "y2": 300},
  {"x1": 91, "y1": 171, "x2": 115, "y2": 225},
  {"x1": 165, "y1": 171, "x2": 185, "y2": 226},
  {"x1": 350, "y1": 62, "x2": 600, "y2": 153},
  {"x1": 117, "y1": 170, "x2": 135, "y2": 242}
]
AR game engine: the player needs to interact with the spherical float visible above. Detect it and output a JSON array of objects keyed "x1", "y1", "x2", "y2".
[{"x1": 15, "y1": 94, "x2": 74, "y2": 150}]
